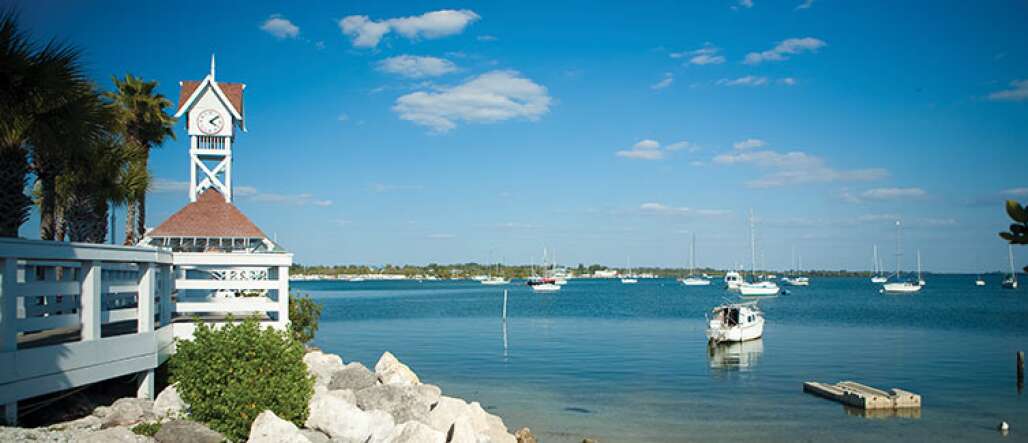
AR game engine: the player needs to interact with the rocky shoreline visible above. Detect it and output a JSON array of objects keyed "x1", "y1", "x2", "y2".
[{"x1": 0, "y1": 350, "x2": 538, "y2": 443}]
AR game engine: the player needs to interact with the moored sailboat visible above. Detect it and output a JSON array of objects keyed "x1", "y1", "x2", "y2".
[
  {"x1": 738, "y1": 210, "x2": 781, "y2": 296},
  {"x1": 881, "y1": 220, "x2": 922, "y2": 294},
  {"x1": 1003, "y1": 245, "x2": 1019, "y2": 289},
  {"x1": 680, "y1": 233, "x2": 711, "y2": 286}
]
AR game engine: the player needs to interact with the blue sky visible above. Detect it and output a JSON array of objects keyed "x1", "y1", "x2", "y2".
[{"x1": 13, "y1": 0, "x2": 1028, "y2": 272}]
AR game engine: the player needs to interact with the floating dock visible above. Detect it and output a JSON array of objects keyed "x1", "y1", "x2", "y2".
[{"x1": 804, "y1": 381, "x2": 921, "y2": 410}]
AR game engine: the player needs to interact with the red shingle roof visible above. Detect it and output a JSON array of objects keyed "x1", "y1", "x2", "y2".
[
  {"x1": 178, "y1": 80, "x2": 244, "y2": 118},
  {"x1": 148, "y1": 189, "x2": 266, "y2": 238}
]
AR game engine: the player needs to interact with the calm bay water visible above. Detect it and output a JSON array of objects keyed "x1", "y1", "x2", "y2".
[{"x1": 297, "y1": 276, "x2": 1028, "y2": 442}]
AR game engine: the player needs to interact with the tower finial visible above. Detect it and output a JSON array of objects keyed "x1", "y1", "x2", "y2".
[{"x1": 210, "y1": 53, "x2": 216, "y2": 80}]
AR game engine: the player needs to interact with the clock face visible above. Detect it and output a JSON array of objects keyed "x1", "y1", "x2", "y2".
[{"x1": 196, "y1": 109, "x2": 224, "y2": 135}]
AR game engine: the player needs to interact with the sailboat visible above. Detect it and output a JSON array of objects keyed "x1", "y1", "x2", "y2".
[
  {"x1": 706, "y1": 300, "x2": 764, "y2": 344},
  {"x1": 739, "y1": 210, "x2": 781, "y2": 296},
  {"x1": 680, "y1": 233, "x2": 711, "y2": 286},
  {"x1": 871, "y1": 245, "x2": 888, "y2": 283},
  {"x1": 528, "y1": 248, "x2": 561, "y2": 292},
  {"x1": 916, "y1": 249, "x2": 926, "y2": 286},
  {"x1": 882, "y1": 220, "x2": 922, "y2": 293},
  {"x1": 621, "y1": 257, "x2": 638, "y2": 284},
  {"x1": 1003, "y1": 244, "x2": 1019, "y2": 289},
  {"x1": 782, "y1": 247, "x2": 810, "y2": 286},
  {"x1": 481, "y1": 256, "x2": 510, "y2": 285},
  {"x1": 975, "y1": 274, "x2": 986, "y2": 286}
]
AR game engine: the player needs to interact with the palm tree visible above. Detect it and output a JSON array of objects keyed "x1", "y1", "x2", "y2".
[
  {"x1": 106, "y1": 74, "x2": 175, "y2": 245},
  {"x1": 0, "y1": 9, "x2": 99, "y2": 239}
]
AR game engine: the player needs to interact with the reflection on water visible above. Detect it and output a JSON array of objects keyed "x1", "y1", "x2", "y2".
[
  {"x1": 843, "y1": 405, "x2": 922, "y2": 420},
  {"x1": 707, "y1": 338, "x2": 763, "y2": 371}
]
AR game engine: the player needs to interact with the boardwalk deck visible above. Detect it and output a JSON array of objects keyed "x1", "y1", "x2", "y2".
[{"x1": 804, "y1": 381, "x2": 921, "y2": 410}]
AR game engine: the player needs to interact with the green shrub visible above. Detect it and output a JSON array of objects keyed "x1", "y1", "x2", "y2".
[
  {"x1": 170, "y1": 316, "x2": 314, "y2": 442},
  {"x1": 131, "y1": 422, "x2": 161, "y2": 437},
  {"x1": 289, "y1": 293, "x2": 323, "y2": 345}
]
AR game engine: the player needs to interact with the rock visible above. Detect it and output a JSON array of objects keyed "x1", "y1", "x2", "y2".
[
  {"x1": 300, "y1": 429, "x2": 331, "y2": 443},
  {"x1": 101, "y1": 398, "x2": 156, "y2": 428},
  {"x1": 425, "y1": 396, "x2": 471, "y2": 434},
  {"x1": 583, "y1": 439, "x2": 598, "y2": 443},
  {"x1": 514, "y1": 427, "x2": 537, "y2": 443},
  {"x1": 467, "y1": 402, "x2": 514, "y2": 443},
  {"x1": 447, "y1": 415, "x2": 478, "y2": 443},
  {"x1": 355, "y1": 384, "x2": 437, "y2": 423},
  {"x1": 384, "y1": 421, "x2": 445, "y2": 443},
  {"x1": 49, "y1": 414, "x2": 102, "y2": 431},
  {"x1": 153, "y1": 419, "x2": 225, "y2": 443},
  {"x1": 304, "y1": 350, "x2": 345, "y2": 386},
  {"x1": 306, "y1": 389, "x2": 395, "y2": 442},
  {"x1": 328, "y1": 388, "x2": 357, "y2": 405},
  {"x1": 329, "y1": 362, "x2": 379, "y2": 392},
  {"x1": 74, "y1": 426, "x2": 154, "y2": 442},
  {"x1": 248, "y1": 410, "x2": 311, "y2": 443},
  {"x1": 374, "y1": 352, "x2": 420, "y2": 386},
  {"x1": 153, "y1": 384, "x2": 187, "y2": 419}
]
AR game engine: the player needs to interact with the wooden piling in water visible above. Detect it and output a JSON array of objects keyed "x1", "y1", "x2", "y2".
[{"x1": 1018, "y1": 351, "x2": 1024, "y2": 386}]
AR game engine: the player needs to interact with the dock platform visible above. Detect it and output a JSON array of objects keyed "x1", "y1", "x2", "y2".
[{"x1": 804, "y1": 381, "x2": 921, "y2": 410}]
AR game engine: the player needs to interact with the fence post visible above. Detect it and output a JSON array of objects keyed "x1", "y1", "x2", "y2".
[
  {"x1": 80, "y1": 261, "x2": 102, "y2": 341},
  {"x1": 159, "y1": 264, "x2": 172, "y2": 327},
  {"x1": 136, "y1": 262, "x2": 155, "y2": 399},
  {"x1": 1, "y1": 258, "x2": 17, "y2": 425},
  {"x1": 278, "y1": 265, "x2": 289, "y2": 330}
]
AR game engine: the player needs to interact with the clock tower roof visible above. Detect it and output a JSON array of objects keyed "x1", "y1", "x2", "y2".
[{"x1": 177, "y1": 80, "x2": 244, "y2": 119}]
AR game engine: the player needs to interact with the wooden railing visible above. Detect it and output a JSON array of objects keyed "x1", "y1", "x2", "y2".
[{"x1": 0, "y1": 238, "x2": 292, "y2": 425}]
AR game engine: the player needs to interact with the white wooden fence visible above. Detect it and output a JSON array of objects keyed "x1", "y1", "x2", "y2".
[{"x1": 0, "y1": 237, "x2": 292, "y2": 425}]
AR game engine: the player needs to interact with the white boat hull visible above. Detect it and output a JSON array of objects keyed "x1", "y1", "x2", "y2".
[
  {"x1": 975, "y1": 280, "x2": 986, "y2": 286},
  {"x1": 621, "y1": 278, "x2": 638, "y2": 284},
  {"x1": 739, "y1": 282, "x2": 780, "y2": 296},
  {"x1": 481, "y1": 279, "x2": 509, "y2": 285},
  {"x1": 882, "y1": 282, "x2": 922, "y2": 293},
  {"x1": 707, "y1": 317, "x2": 764, "y2": 343},
  {"x1": 532, "y1": 283, "x2": 561, "y2": 292},
  {"x1": 782, "y1": 277, "x2": 809, "y2": 286},
  {"x1": 680, "y1": 278, "x2": 711, "y2": 286},
  {"x1": 871, "y1": 276, "x2": 888, "y2": 283}
]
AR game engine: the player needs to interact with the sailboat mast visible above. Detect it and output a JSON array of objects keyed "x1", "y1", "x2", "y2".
[
  {"x1": 749, "y1": 209, "x2": 757, "y2": 281},
  {"x1": 917, "y1": 249, "x2": 922, "y2": 281},
  {"x1": 895, "y1": 220, "x2": 902, "y2": 278},
  {"x1": 690, "y1": 233, "x2": 696, "y2": 275},
  {"x1": 873, "y1": 245, "x2": 879, "y2": 275}
]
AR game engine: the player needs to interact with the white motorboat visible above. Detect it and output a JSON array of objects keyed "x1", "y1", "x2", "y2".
[
  {"x1": 724, "y1": 271, "x2": 744, "y2": 290},
  {"x1": 680, "y1": 233, "x2": 711, "y2": 286},
  {"x1": 706, "y1": 301, "x2": 764, "y2": 344},
  {"x1": 880, "y1": 220, "x2": 922, "y2": 294},
  {"x1": 531, "y1": 282, "x2": 561, "y2": 292},
  {"x1": 621, "y1": 257, "x2": 638, "y2": 284},
  {"x1": 1003, "y1": 245, "x2": 1019, "y2": 289},
  {"x1": 782, "y1": 276, "x2": 810, "y2": 286},
  {"x1": 975, "y1": 275, "x2": 986, "y2": 286},
  {"x1": 870, "y1": 245, "x2": 888, "y2": 283},
  {"x1": 740, "y1": 281, "x2": 782, "y2": 296}
]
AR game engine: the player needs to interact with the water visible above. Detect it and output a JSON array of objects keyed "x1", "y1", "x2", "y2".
[{"x1": 298, "y1": 276, "x2": 1028, "y2": 442}]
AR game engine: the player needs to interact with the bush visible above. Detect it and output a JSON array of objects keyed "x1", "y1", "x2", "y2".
[
  {"x1": 170, "y1": 316, "x2": 314, "y2": 442},
  {"x1": 289, "y1": 293, "x2": 323, "y2": 345},
  {"x1": 131, "y1": 422, "x2": 161, "y2": 437}
]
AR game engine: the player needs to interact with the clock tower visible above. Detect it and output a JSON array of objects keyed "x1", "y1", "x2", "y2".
[{"x1": 174, "y1": 55, "x2": 246, "y2": 203}]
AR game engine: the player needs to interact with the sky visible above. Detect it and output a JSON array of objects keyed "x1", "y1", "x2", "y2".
[{"x1": 10, "y1": 0, "x2": 1028, "y2": 272}]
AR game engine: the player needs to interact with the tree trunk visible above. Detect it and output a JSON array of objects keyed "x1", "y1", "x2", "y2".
[
  {"x1": 123, "y1": 199, "x2": 137, "y2": 245},
  {"x1": 136, "y1": 192, "x2": 146, "y2": 241},
  {"x1": 38, "y1": 171, "x2": 57, "y2": 240},
  {"x1": 66, "y1": 191, "x2": 108, "y2": 243},
  {"x1": 53, "y1": 201, "x2": 67, "y2": 242},
  {"x1": 0, "y1": 146, "x2": 32, "y2": 237}
]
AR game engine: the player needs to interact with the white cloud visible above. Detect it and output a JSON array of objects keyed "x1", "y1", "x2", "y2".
[
  {"x1": 231, "y1": 185, "x2": 331, "y2": 206},
  {"x1": 717, "y1": 75, "x2": 769, "y2": 87},
  {"x1": 640, "y1": 203, "x2": 732, "y2": 217},
  {"x1": 733, "y1": 138, "x2": 766, "y2": 150},
  {"x1": 744, "y1": 37, "x2": 826, "y2": 64},
  {"x1": 666, "y1": 140, "x2": 694, "y2": 151},
  {"x1": 780, "y1": 77, "x2": 797, "y2": 86},
  {"x1": 617, "y1": 139, "x2": 664, "y2": 160},
  {"x1": 988, "y1": 79, "x2": 1028, "y2": 102},
  {"x1": 671, "y1": 45, "x2": 726, "y2": 65},
  {"x1": 340, "y1": 10, "x2": 480, "y2": 48},
  {"x1": 738, "y1": 0, "x2": 754, "y2": 8},
  {"x1": 392, "y1": 70, "x2": 551, "y2": 133},
  {"x1": 713, "y1": 149, "x2": 888, "y2": 188},
  {"x1": 651, "y1": 72, "x2": 673, "y2": 90},
  {"x1": 1002, "y1": 187, "x2": 1028, "y2": 196},
  {"x1": 860, "y1": 187, "x2": 927, "y2": 200},
  {"x1": 338, "y1": 113, "x2": 350, "y2": 123},
  {"x1": 260, "y1": 15, "x2": 300, "y2": 39},
  {"x1": 152, "y1": 178, "x2": 188, "y2": 193},
  {"x1": 376, "y1": 55, "x2": 457, "y2": 78},
  {"x1": 796, "y1": 0, "x2": 815, "y2": 10}
]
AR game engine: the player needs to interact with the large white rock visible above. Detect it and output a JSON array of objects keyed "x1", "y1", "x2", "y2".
[
  {"x1": 248, "y1": 410, "x2": 311, "y2": 443},
  {"x1": 153, "y1": 383, "x2": 187, "y2": 419},
  {"x1": 467, "y1": 402, "x2": 515, "y2": 443},
  {"x1": 74, "y1": 426, "x2": 153, "y2": 442},
  {"x1": 329, "y1": 362, "x2": 379, "y2": 392},
  {"x1": 304, "y1": 351, "x2": 345, "y2": 387},
  {"x1": 425, "y1": 396, "x2": 472, "y2": 434},
  {"x1": 374, "y1": 352, "x2": 420, "y2": 386},
  {"x1": 100, "y1": 398, "x2": 155, "y2": 428},
  {"x1": 447, "y1": 414, "x2": 478, "y2": 443},
  {"x1": 355, "y1": 384, "x2": 439, "y2": 423},
  {"x1": 306, "y1": 389, "x2": 395, "y2": 442},
  {"x1": 384, "y1": 421, "x2": 445, "y2": 443}
]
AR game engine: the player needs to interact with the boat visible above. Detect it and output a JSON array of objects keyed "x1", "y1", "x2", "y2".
[
  {"x1": 782, "y1": 249, "x2": 810, "y2": 286},
  {"x1": 724, "y1": 271, "x2": 744, "y2": 290},
  {"x1": 881, "y1": 220, "x2": 922, "y2": 294},
  {"x1": 738, "y1": 209, "x2": 780, "y2": 296},
  {"x1": 680, "y1": 233, "x2": 711, "y2": 286},
  {"x1": 481, "y1": 276, "x2": 509, "y2": 285},
  {"x1": 916, "y1": 250, "x2": 926, "y2": 286},
  {"x1": 706, "y1": 300, "x2": 764, "y2": 344},
  {"x1": 870, "y1": 245, "x2": 888, "y2": 283},
  {"x1": 531, "y1": 282, "x2": 561, "y2": 292},
  {"x1": 1003, "y1": 245, "x2": 1019, "y2": 289},
  {"x1": 975, "y1": 275, "x2": 986, "y2": 286},
  {"x1": 528, "y1": 249, "x2": 562, "y2": 292},
  {"x1": 621, "y1": 257, "x2": 638, "y2": 284}
]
